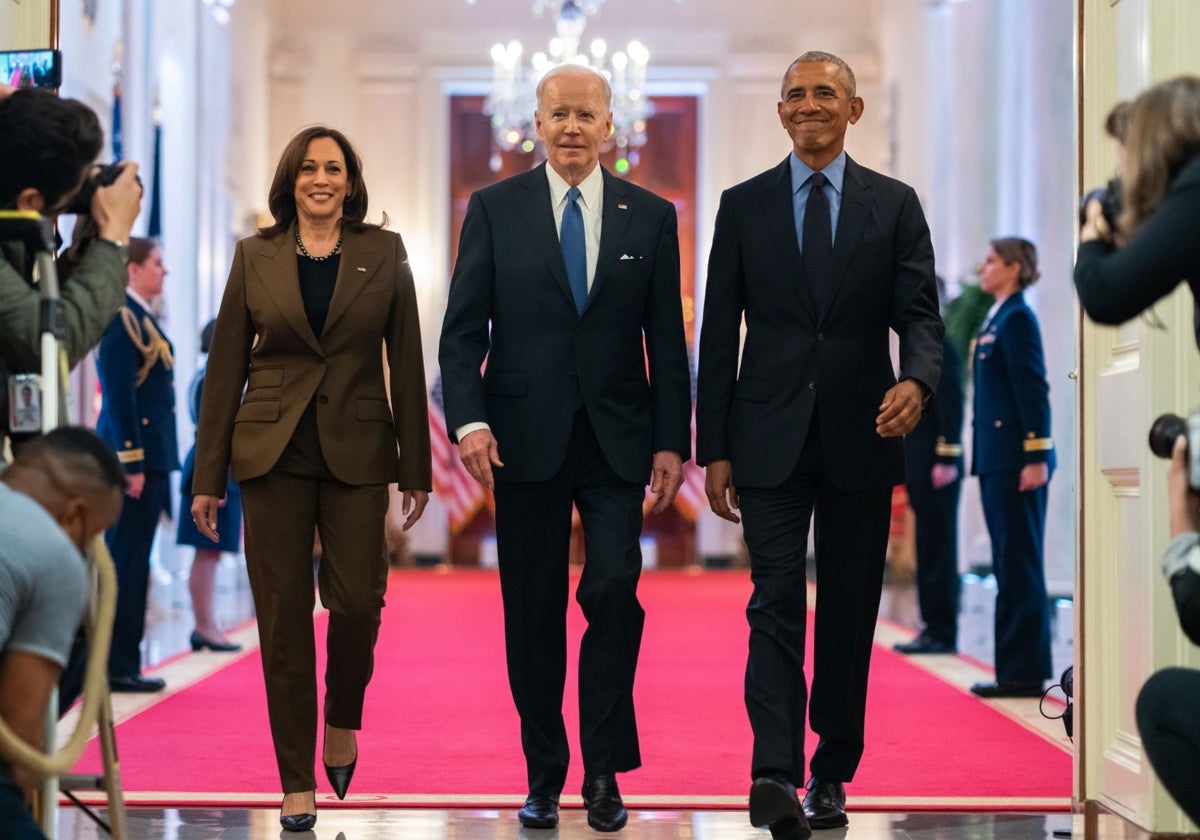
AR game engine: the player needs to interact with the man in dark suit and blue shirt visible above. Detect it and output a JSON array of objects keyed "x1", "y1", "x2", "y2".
[
  {"x1": 439, "y1": 64, "x2": 691, "y2": 832},
  {"x1": 95, "y1": 237, "x2": 179, "y2": 693},
  {"x1": 696, "y1": 52, "x2": 943, "y2": 839}
]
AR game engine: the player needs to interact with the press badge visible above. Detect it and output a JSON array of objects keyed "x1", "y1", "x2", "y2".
[{"x1": 8, "y1": 373, "x2": 42, "y2": 434}]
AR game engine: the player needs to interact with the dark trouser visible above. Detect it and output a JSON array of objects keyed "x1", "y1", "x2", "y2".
[
  {"x1": 1136, "y1": 667, "x2": 1200, "y2": 826},
  {"x1": 737, "y1": 417, "x2": 891, "y2": 785},
  {"x1": 906, "y1": 475, "x2": 962, "y2": 645},
  {"x1": 239, "y1": 407, "x2": 390, "y2": 794},
  {"x1": 105, "y1": 470, "x2": 170, "y2": 678},
  {"x1": 492, "y1": 409, "x2": 646, "y2": 796},
  {"x1": 979, "y1": 472, "x2": 1051, "y2": 683},
  {"x1": 0, "y1": 767, "x2": 45, "y2": 840}
]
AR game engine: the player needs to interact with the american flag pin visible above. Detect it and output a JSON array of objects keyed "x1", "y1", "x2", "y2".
[
  {"x1": 618, "y1": 203, "x2": 628, "y2": 210},
  {"x1": 356, "y1": 266, "x2": 367, "y2": 272}
]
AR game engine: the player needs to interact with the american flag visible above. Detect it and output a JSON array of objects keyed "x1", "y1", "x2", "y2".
[{"x1": 429, "y1": 375, "x2": 486, "y2": 534}]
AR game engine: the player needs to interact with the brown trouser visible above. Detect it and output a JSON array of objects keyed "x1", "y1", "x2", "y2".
[{"x1": 239, "y1": 408, "x2": 390, "y2": 793}]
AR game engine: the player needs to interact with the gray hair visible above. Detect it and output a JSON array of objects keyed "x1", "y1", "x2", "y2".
[
  {"x1": 785, "y1": 51, "x2": 857, "y2": 99},
  {"x1": 536, "y1": 63, "x2": 613, "y2": 111}
]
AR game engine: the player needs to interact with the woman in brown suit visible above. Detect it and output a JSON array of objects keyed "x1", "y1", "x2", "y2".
[{"x1": 190, "y1": 126, "x2": 431, "y2": 831}]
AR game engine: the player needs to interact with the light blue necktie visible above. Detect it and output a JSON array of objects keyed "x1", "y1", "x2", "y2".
[{"x1": 561, "y1": 186, "x2": 587, "y2": 316}]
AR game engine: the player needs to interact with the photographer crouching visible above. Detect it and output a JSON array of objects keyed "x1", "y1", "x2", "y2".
[
  {"x1": 1135, "y1": 433, "x2": 1200, "y2": 826},
  {"x1": 0, "y1": 87, "x2": 142, "y2": 453}
]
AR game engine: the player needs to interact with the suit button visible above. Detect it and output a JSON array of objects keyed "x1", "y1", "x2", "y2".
[
  {"x1": 318, "y1": 395, "x2": 329, "y2": 405},
  {"x1": 808, "y1": 382, "x2": 816, "y2": 390},
  {"x1": 817, "y1": 332, "x2": 824, "y2": 341},
  {"x1": 994, "y1": 420, "x2": 1002, "y2": 428},
  {"x1": 141, "y1": 418, "x2": 149, "y2": 426}
]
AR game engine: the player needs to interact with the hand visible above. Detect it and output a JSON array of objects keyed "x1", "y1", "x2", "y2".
[
  {"x1": 649, "y1": 451, "x2": 684, "y2": 514},
  {"x1": 399, "y1": 489, "x2": 430, "y2": 531},
  {"x1": 704, "y1": 459, "x2": 740, "y2": 524},
  {"x1": 125, "y1": 472, "x2": 146, "y2": 499},
  {"x1": 91, "y1": 161, "x2": 143, "y2": 242},
  {"x1": 1079, "y1": 198, "x2": 1113, "y2": 244},
  {"x1": 876, "y1": 379, "x2": 924, "y2": 438},
  {"x1": 930, "y1": 463, "x2": 959, "y2": 489},
  {"x1": 1168, "y1": 436, "x2": 1200, "y2": 537},
  {"x1": 191, "y1": 494, "x2": 221, "y2": 543},
  {"x1": 459, "y1": 428, "x2": 504, "y2": 490},
  {"x1": 0, "y1": 84, "x2": 15, "y2": 100},
  {"x1": 1018, "y1": 462, "x2": 1050, "y2": 492}
]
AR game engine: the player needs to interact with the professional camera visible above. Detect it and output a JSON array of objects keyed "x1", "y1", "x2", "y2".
[
  {"x1": 1149, "y1": 412, "x2": 1200, "y2": 489},
  {"x1": 1079, "y1": 177, "x2": 1122, "y2": 230},
  {"x1": 63, "y1": 162, "x2": 130, "y2": 216}
]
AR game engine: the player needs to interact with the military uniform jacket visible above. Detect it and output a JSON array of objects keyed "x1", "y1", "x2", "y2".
[
  {"x1": 904, "y1": 334, "x2": 964, "y2": 477},
  {"x1": 95, "y1": 294, "x2": 180, "y2": 475},
  {"x1": 970, "y1": 291, "x2": 1055, "y2": 475}
]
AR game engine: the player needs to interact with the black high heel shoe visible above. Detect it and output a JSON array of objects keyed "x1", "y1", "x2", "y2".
[
  {"x1": 190, "y1": 630, "x2": 242, "y2": 652},
  {"x1": 324, "y1": 756, "x2": 357, "y2": 800},
  {"x1": 279, "y1": 812, "x2": 316, "y2": 832}
]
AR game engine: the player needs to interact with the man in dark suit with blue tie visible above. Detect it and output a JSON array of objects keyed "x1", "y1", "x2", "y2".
[
  {"x1": 696, "y1": 52, "x2": 943, "y2": 839},
  {"x1": 439, "y1": 64, "x2": 691, "y2": 832}
]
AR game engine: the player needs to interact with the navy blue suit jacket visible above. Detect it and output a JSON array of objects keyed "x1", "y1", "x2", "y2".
[
  {"x1": 439, "y1": 163, "x2": 691, "y2": 485},
  {"x1": 696, "y1": 155, "x2": 943, "y2": 490}
]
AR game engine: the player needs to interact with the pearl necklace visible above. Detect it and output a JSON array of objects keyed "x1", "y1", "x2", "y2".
[{"x1": 295, "y1": 224, "x2": 343, "y2": 261}]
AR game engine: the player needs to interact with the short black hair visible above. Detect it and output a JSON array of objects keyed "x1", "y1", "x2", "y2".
[
  {"x1": 0, "y1": 89, "x2": 103, "y2": 210},
  {"x1": 23, "y1": 426, "x2": 127, "y2": 491}
]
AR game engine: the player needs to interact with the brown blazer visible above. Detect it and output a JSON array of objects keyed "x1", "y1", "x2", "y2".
[{"x1": 192, "y1": 225, "x2": 432, "y2": 495}]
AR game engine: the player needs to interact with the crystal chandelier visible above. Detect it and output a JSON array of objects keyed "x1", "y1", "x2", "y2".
[{"x1": 483, "y1": 0, "x2": 653, "y2": 170}]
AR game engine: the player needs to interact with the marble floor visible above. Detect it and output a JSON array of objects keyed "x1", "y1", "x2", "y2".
[{"x1": 40, "y1": 556, "x2": 1093, "y2": 840}]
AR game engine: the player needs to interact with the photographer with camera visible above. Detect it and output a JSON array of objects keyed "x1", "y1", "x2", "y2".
[
  {"x1": 1074, "y1": 77, "x2": 1200, "y2": 327},
  {"x1": 0, "y1": 87, "x2": 142, "y2": 383},
  {"x1": 1134, "y1": 433, "x2": 1200, "y2": 826}
]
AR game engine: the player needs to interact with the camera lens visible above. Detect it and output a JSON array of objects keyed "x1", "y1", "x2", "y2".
[{"x1": 1149, "y1": 413, "x2": 1188, "y2": 459}]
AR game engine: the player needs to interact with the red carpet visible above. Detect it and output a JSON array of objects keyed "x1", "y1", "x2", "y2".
[{"x1": 73, "y1": 569, "x2": 1070, "y2": 809}]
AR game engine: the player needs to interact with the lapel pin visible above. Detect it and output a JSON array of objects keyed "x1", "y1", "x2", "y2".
[{"x1": 356, "y1": 266, "x2": 367, "y2": 272}]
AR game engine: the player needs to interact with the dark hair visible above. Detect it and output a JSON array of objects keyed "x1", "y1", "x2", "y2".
[
  {"x1": 21, "y1": 426, "x2": 127, "y2": 491},
  {"x1": 1120, "y1": 75, "x2": 1200, "y2": 234},
  {"x1": 199, "y1": 318, "x2": 217, "y2": 354},
  {"x1": 0, "y1": 89, "x2": 103, "y2": 210},
  {"x1": 127, "y1": 237, "x2": 157, "y2": 266},
  {"x1": 258, "y1": 126, "x2": 384, "y2": 238},
  {"x1": 990, "y1": 236, "x2": 1041, "y2": 289},
  {"x1": 1105, "y1": 100, "x2": 1131, "y2": 143},
  {"x1": 787, "y1": 51, "x2": 857, "y2": 99}
]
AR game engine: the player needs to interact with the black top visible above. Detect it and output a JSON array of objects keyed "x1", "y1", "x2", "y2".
[
  {"x1": 1075, "y1": 153, "x2": 1200, "y2": 330},
  {"x1": 297, "y1": 252, "x2": 340, "y2": 337}
]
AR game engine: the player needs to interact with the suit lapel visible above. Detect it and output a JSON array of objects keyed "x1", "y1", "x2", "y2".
[
  {"x1": 323, "y1": 231, "x2": 383, "y2": 338},
  {"x1": 588, "y1": 169, "x2": 631, "y2": 312},
  {"x1": 519, "y1": 164, "x2": 578, "y2": 313},
  {"x1": 821, "y1": 156, "x2": 870, "y2": 322},
  {"x1": 251, "y1": 228, "x2": 323, "y2": 356},
  {"x1": 761, "y1": 158, "x2": 814, "y2": 319}
]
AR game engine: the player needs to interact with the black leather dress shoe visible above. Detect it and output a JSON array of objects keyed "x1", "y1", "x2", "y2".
[
  {"x1": 279, "y1": 812, "x2": 316, "y2": 832},
  {"x1": 970, "y1": 680, "x2": 1044, "y2": 698},
  {"x1": 109, "y1": 674, "x2": 166, "y2": 693},
  {"x1": 749, "y1": 777, "x2": 811, "y2": 840},
  {"x1": 893, "y1": 633, "x2": 956, "y2": 654},
  {"x1": 517, "y1": 794, "x2": 559, "y2": 829},
  {"x1": 190, "y1": 630, "x2": 242, "y2": 652},
  {"x1": 802, "y1": 777, "x2": 848, "y2": 829},
  {"x1": 582, "y1": 773, "x2": 628, "y2": 832}
]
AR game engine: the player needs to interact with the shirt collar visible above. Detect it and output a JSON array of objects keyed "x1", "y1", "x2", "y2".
[
  {"x1": 127, "y1": 288, "x2": 155, "y2": 314},
  {"x1": 546, "y1": 162, "x2": 604, "y2": 212},
  {"x1": 789, "y1": 150, "x2": 847, "y2": 195}
]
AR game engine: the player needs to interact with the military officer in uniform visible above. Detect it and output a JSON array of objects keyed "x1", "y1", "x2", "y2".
[
  {"x1": 95, "y1": 237, "x2": 179, "y2": 693},
  {"x1": 969, "y1": 237, "x2": 1055, "y2": 698}
]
